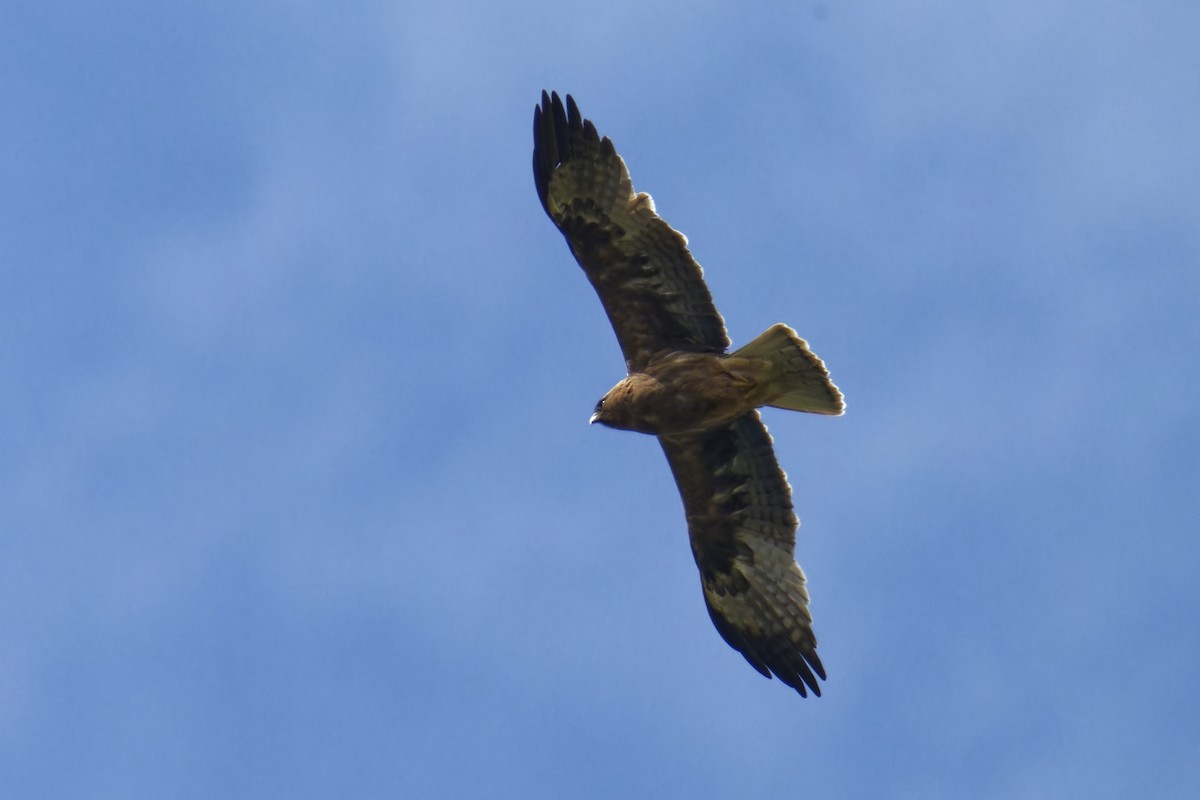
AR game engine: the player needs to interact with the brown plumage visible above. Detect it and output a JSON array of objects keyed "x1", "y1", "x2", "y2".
[{"x1": 534, "y1": 91, "x2": 844, "y2": 697}]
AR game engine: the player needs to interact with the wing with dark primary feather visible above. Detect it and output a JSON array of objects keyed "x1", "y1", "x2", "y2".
[
  {"x1": 533, "y1": 91, "x2": 729, "y2": 370},
  {"x1": 660, "y1": 412, "x2": 826, "y2": 697}
]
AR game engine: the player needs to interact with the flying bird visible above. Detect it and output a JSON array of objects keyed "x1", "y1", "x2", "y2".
[{"x1": 533, "y1": 91, "x2": 844, "y2": 697}]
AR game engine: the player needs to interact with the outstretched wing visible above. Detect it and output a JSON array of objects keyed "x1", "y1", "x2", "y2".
[
  {"x1": 660, "y1": 413, "x2": 826, "y2": 697},
  {"x1": 533, "y1": 91, "x2": 729, "y2": 371}
]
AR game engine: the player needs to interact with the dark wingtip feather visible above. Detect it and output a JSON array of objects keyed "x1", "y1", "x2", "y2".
[
  {"x1": 565, "y1": 93, "x2": 581, "y2": 131},
  {"x1": 534, "y1": 91, "x2": 599, "y2": 217},
  {"x1": 553, "y1": 92, "x2": 569, "y2": 140},
  {"x1": 705, "y1": 589, "x2": 826, "y2": 698},
  {"x1": 532, "y1": 92, "x2": 554, "y2": 213},
  {"x1": 774, "y1": 644, "x2": 824, "y2": 697},
  {"x1": 582, "y1": 118, "x2": 600, "y2": 144},
  {"x1": 811, "y1": 652, "x2": 827, "y2": 681},
  {"x1": 534, "y1": 90, "x2": 574, "y2": 214}
]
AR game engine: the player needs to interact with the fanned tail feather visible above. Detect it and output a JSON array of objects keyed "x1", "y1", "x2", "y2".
[{"x1": 733, "y1": 323, "x2": 844, "y2": 415}]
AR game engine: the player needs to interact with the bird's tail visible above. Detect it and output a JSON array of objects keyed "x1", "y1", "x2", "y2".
[{"x1": 733, "y1": 323, "x2": 844, "y2": 415}]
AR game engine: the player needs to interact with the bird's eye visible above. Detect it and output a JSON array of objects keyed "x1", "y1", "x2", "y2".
[{"x1": 594, "y1": 398, "x2": 605, "y2": 412}]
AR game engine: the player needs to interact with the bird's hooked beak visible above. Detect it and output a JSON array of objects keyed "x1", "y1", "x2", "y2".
[{"x1": 590, "y1": 397, "x2": 605, "y2": 425}]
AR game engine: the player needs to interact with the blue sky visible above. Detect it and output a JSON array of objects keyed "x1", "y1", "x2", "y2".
[{"x1": 4, "y1": 1, "x2": 1199, "y2": 797}]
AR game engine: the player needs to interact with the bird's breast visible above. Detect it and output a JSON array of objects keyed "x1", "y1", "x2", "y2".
[{"x1": 626, "y1": 354, "x2": 761, "y2": 435}]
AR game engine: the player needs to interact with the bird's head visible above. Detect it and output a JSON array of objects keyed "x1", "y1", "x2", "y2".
[
  {"x1": 588, "y1": 391, "x2": 622, "y2": 428},
  {"x1": 589, "y1": 375, "x2": 659, "y2": 434}
]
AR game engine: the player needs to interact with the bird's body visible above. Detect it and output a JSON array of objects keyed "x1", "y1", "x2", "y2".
[
  {"x1": 533, "y1": 91, "x2": 843, "y2": 697},
  {"x1": 594, "y1": 323, "x2": 842, "y2": 436},
  {"x1": 592, "y1": 351, "x2": 763, "y2": 436}
]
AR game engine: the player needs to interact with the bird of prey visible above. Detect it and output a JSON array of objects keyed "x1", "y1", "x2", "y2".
[{"x1": 533, "y1": 91, "x2": 844, "y2": 697}]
